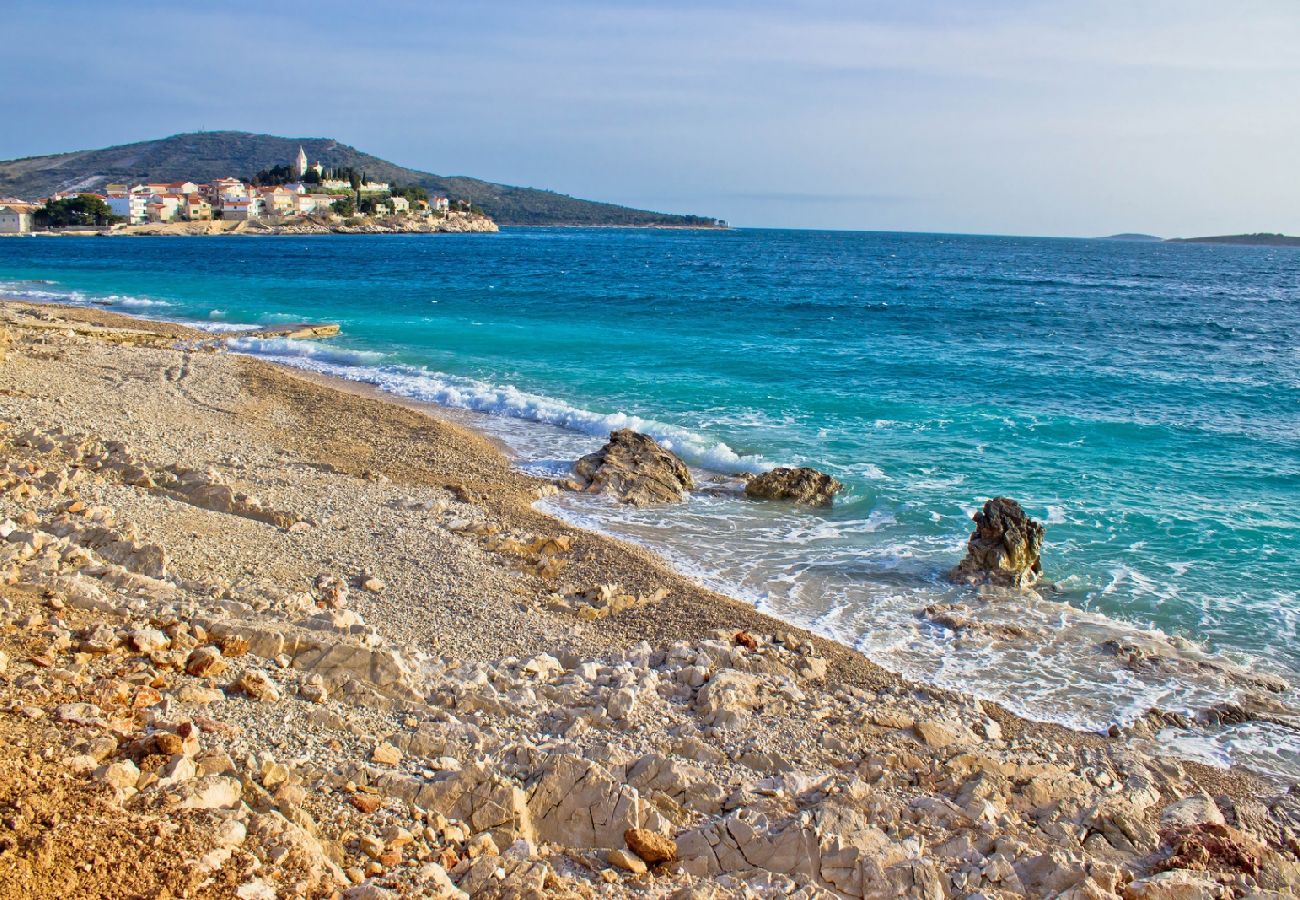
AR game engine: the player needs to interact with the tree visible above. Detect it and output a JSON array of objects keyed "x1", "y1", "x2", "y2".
[
  {"x1": 331, "y1": 197, "x2": 356, "y2": 217},
  {"x1": 348, "y1": 171, "x2": 361, "y2": 191},
  {"x1": 390, "y1": 185, "x2": 428, "y2": 203},
  {"x1": 35, "y1": 194, "x2": 122, "y2": 228}
]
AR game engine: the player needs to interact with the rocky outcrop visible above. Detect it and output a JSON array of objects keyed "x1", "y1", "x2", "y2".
[
  {"x1": 242, "y1": 323, "x2": 340, "y2": 340},
  {"x1": 745, "y1": 466, "x2": 843, "y2": 507},
  {"x1": 950, "y1": 496, "x2": 1045, "y2": 588},
  {"x1": 568, "y1": 429, "x2": 693, "y2": 506}
]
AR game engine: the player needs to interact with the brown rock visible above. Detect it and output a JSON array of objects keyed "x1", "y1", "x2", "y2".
[
  {"x1": 950, "y1": 496, "x2": 1045, "y2": 588},
  {"x1": 570, "y1": 430, "x2": 693, "y2": 506},
  {"x1": 185, "y1": 645, "x2": 228, "y2": 678},
  {"x1": 624, "y1": 827, "x2": 676, "y2": 864},
  {"x1": 234, "y1": 670, "x2": 282, "y2": 702},
  {"x1": 371, "y1": 742, "x2": 402, "y2": 766},
  {"x1": 744, "y1": 466, "x2": 843, "y2": 507},
  {"x1": 350, "y1": 793, "x2": 383, "y2": 814},
  {"x1": 217, "y1": 634, "x2": 250, "y2": 658}
]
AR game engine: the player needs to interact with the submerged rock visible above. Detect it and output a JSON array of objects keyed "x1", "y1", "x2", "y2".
[
  {"x1": 744, "y1": 466, "x2": 843, "y2": 507},
  {"x1": 569, "y1": 429, "x2": 693, "y2": 506},
  {"x1": 950, "y1": 497, "x2": 1044, "y2": 588}
]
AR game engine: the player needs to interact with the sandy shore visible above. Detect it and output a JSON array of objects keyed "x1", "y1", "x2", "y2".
[{"x1": 0, "y1": 298, "x2": 1295, "y2": 899}]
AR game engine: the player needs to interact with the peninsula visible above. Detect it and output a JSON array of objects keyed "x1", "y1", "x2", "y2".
[
  {"x1": 0, "y1": 131, "x2": 725, "y2": 229},
  {"x1": 1166, "y1": 233, "x2": 1300, "y2": 247}
]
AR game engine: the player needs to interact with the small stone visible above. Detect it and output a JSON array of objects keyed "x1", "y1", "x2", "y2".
[
  {"x1": 128, "y1": 628, "x2": 170, "y2": 654},
  {"x1": 96, "y1": 759, "x2": 141, "y2": 791},
  {"x1": 371, "y1": 742, "x2": 402, "y2": 766},
  {"x1": 234, "y1": 670, "x2": 281, "y2": 702},
  {"x1": 185, "y1": 645, "x2": 227, "y2": 678},
  {"x1": 361, "y1": 577, "x2": 386, "y2": 593},
  {"x1": 350, "y1": 793, "x2": 383, "y2": 814},
  {"x1": 360, "y1": 834, "x2": 386, "y2": 860},
  {"x1": 466, "y1": 833, "x2": 499, "y2": 858},
  {"x1": 608, "y1": 848, "x2": 648, "y2": 875}
]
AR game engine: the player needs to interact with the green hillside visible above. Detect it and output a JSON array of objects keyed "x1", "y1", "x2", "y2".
[
  {"x1": 0, "y1": 131, "x2": 723, "y2": 228},
  {"x1": 1166, "y1": 233, "x2": 1300, "y2": 247}
]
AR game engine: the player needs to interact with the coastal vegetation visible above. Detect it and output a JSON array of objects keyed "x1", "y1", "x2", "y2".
[{"x1": 32, "y1": 194, "x2": 123, "y2": 228}]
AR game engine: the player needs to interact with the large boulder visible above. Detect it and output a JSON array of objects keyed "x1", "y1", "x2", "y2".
[
  {"x1": 950, "y1": 497, "x2": 1044, "y2": 588},
  {"x1": 569, "y1": 430, "x2": 693, "y2": 506},
  {"x1": 745, "y1": 467, "x2": 843, "y2": 507}
]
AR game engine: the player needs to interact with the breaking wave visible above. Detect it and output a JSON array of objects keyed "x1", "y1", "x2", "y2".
[{"x1": 226, "y1": 337, "x2": 770, "y2": 474}]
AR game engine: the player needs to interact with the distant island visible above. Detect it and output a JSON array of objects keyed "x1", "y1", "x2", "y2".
[
  {"x1": 1166, "y1": 232, "x2": 1300, "y2": 247},
  {"x1": 0, "y1": 131, "x2": 726, "y2": 228},
  {"x1": 1097, "y1": 233, "x2": 1163, "y2": 242}
]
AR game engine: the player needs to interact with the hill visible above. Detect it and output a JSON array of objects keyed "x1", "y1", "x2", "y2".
[
  {"x1": 0, "y1": 131, "x2": 723, "y2": 228},
  {"x1": 1096, "y1": 233, "x2": 1162, "y2": 242},
  {"x1": 1166, "y1": 232, "x2": 1300, "y2": 247}
]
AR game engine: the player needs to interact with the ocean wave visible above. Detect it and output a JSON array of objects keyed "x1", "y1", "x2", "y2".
[
  {"x1": 226, "y1": 338, "x2": 770, "y2": 474},
  {"x1": 0, "y1": 282, "x2": 170, "y2": 309}
]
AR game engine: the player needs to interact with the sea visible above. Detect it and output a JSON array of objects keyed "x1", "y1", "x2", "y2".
[{"x1": 2, "y1": 229, "x2": 1297, "y2": 778}]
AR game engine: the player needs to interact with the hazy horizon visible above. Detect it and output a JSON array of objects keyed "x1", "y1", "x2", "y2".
[{"x1": 4, "y1": 0, "x2": 1298, "y2": 236}]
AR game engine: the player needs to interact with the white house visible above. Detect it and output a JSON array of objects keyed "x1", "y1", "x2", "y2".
[
  {"x1": 432, "y1": 195, "x2": 450, "y2": 212},
  {"x1": 0, "y1": 203, "x2": 35, "y2": 233}
]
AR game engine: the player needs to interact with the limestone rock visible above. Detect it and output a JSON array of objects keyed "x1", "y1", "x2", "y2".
[
  {"x1": 165, "y1": 775, "x2": 243, "y2": 810},
  {"x1": 608, "y1": 848, "x2": 648, "y2": 874},
  {"x1": 570, "y1": 429, "x2": 693, "y2": 506},
  {"x1": 745, "y1": 467, "x2": 843, "y2": 507},
  {"x1": 527, "y1": 754, "x2": 667, "y2": 848},
  {"x1": 950, "y1": 496, "x2": 1045, "y2": 588},
  {"x1": 1123, "y1": 870, "x2": 1227, "y2": 899},
  {"x1": 1160, "y1": 795, "x2": 1226, "y2": 830},
  {"x1": 372, "y1": 742, "x2": 402, "y2": 766},
  {"x1": 186, "y1": 645, "x2": 228, "y2": 678},
  {"x1": 235, "y1": 669, "x2": 282, "y2": 702}
]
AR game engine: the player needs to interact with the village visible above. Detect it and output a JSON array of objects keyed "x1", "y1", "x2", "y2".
[{"x1": 0, "y1": 146, "x2": 476, "y2": 234}]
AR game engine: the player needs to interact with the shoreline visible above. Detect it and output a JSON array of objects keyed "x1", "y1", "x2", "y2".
[
  {"x1": 1, "y1": 296, "x2": 1296, "y2": 898},
  {"x1": 0, "y1": 295, "x2": 1276, "y2": 765}
]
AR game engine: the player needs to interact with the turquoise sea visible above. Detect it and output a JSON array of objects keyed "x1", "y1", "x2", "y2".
[{"x1": 2, "y1": 229, "x2": 1297, "y2": 776}]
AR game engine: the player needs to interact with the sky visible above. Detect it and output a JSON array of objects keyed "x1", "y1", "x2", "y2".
[{"x1": 4, "y1": 0, "x2": 1299, "y2": 235}]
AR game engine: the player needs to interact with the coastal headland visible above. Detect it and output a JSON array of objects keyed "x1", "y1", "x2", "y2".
[{"x1": 0, "y1": 299, "x2": 1297, "y2": 899}]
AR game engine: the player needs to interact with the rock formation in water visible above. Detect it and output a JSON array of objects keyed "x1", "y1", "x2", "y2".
[
  {"x1": 568, "y1": 429, "x2": 694, "y2": 506},
  {"x1": 950, "y1": 496, "x2": 1044, "y2": 587},
  {"x1": 744, "y1": 466, "x2": 843, "y2": 507}
]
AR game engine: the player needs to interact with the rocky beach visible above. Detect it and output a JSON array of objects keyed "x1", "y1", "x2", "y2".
[{"x1": 0, "y1": 297, "x2": 1297, "y2": 899}]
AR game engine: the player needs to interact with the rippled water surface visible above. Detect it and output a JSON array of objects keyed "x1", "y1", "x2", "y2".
[{"x1": 2, "y1": 229, "x2": 1297, "y2": 774}]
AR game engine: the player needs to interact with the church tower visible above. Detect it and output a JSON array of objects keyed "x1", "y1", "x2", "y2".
[{"x1": 294, "y1": 146, "x2": 308, "y2": 178}]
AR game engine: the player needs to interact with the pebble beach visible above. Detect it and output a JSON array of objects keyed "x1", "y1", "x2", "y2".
[{"x1": 0, "y1": 298, "x2": 1297, "y2": 899}]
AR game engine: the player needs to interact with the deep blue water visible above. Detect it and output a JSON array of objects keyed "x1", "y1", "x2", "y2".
[{"x1": 3, "y1": 229, "x2": 1298, "y2": 774}]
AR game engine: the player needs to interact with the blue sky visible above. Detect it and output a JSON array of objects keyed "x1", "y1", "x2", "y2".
[{"x1": 4, "y1": 0, "x2": 1298, "y2": 235}]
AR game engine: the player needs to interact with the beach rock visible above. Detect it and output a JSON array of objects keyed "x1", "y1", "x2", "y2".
[
  {"x1": 1123, "y1": 870, "x2": 1227, "y2": 899},
  {"x1": 235, "y1": 670, "x2": 282, "y2": 702},
  {"x1": 745, "y1": 466, "x2": 843, "y2": 507},
  {"x1": 570, "y1": 429, "x2": 693, "y2": 505},
  {"x1": 625, "y1": 827, "x2": 677, "y2": 864},
  {"x1": 950, "y1": 496, "x2": 1045, "y2": 587},
  {"x1": 608, "y1": 848, "x2": 648, "y2": 874},
  {"x1": 185, "y1": 645, "x2": 228, "y2": 678}
]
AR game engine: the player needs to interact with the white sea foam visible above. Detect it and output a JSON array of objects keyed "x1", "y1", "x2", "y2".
[
  {"x1": 187, "y1": 321, "x2": 262, "y2": 333},
  {"x1": 226, "y1": 338, "x2": 771, "y2": 474},
  {"x1": 0, "y1": 282, "x2": 171, "y2": 309}
]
